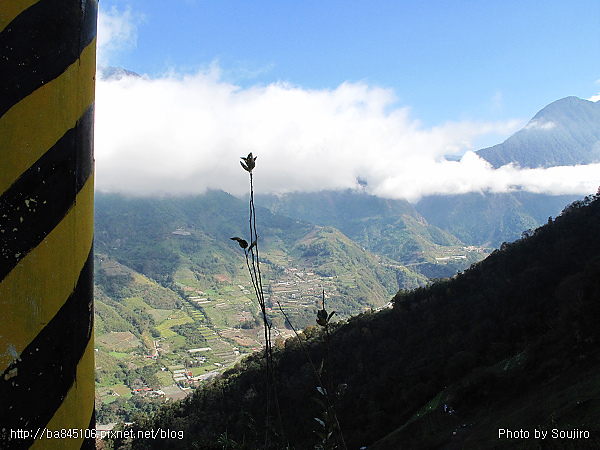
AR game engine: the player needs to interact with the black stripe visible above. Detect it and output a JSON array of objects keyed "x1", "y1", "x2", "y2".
[
  {"x1": 0, "y1": 105, "x2": 94, "y2": 283},
  {"x1": 0, "y1": 247, "x2": 94, "y2": 449},
  {"x1": 0, "y1": 0, "x2": 97, "y2": 118},
  {"x1": 81, "y1": 409, "x2": 96, "y2": 449}
]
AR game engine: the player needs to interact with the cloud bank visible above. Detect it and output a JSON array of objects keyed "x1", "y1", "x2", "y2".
[
  {"x1": 94, "y1": 8, "x2": 600, "y2": 202},
  {"x1": 94, "y1": 70, "x2": 600, "y2": 202}
]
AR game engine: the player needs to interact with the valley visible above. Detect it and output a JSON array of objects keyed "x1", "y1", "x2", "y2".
[
  {"x1": 91, "y1": 187, "x2": 570, "y2": 428},
  {"x1": 93, "y1": 205, "x2": 486, "y2": 424}
]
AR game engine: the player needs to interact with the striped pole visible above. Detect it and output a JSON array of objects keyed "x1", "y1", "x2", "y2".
[{"x1": 0, "y1": 1, "x2": 97, "y2": 448}]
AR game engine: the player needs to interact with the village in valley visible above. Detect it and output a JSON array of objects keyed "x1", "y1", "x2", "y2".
[{"x1": 95, "y1": 248, "x2": 363, "y2": 412}]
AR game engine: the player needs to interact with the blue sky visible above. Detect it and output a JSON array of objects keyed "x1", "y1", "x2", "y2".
[{"x1": 95, "y1": 0, "x2": 600, "y2": 199}]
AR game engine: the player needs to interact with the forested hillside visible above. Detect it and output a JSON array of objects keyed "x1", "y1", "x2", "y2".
[
  {"x1": 415, "y1": 191, "x2": 578, "y2": 247},
  {"x1": 108, "y1": 191, "x2": 600, "y2": 449}
]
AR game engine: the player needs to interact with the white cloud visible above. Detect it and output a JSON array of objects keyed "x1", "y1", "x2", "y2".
[
  {"x1": 374, "y1": 153, "x2": 600, "y2": 201},
  {"x1": 97, "y1": 6, "x2": 142, "y2": 66},
  {"x1": 524, "y1": 119, "x2": 556, "y2": 131},
  {"x1": 588, "y1": 81, "x2": 600, "y2": 102},
  {"x1": 94, "y1": 68, "x2": 600, "y2": 201}
]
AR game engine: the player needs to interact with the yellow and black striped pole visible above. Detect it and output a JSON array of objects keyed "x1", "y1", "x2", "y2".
[{"x1": 1, "y1": 1, "x2": 97, "y2": 448}]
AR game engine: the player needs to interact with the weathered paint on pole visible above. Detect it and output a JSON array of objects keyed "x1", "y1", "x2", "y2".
[{"x1": 0, "y1": 1, "x2": 97, "y2": 448}]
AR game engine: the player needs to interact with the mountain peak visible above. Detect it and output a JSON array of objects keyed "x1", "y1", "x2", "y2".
[
  {"x1": 531, "y1": 96, "x2": 599, "y2": 123},
  {"x1": 97, "y1": 66, "x2": 141, "y2": 81},
  {"x1": 477, "y1": 96, "x2": 600, "y2": 169}
]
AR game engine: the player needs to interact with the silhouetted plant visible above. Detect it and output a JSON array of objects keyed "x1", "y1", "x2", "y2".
[{"x1": 231, "y1": 153, "x2": 285, "y2": 448}]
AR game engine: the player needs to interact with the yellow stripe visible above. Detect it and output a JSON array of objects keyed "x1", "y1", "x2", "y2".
[
  {"x1": 0, "y1": 0, "x2": 41, "y2": 33},
  {"x1": 30, "y1": 334, "x2": 96, "y2": 449},
  {"x1": 0, "y1": 37, "x2": 96, "y2": 195},
  {"x1": 0, "y1": 174, "x2": 94, "y2": 374}
]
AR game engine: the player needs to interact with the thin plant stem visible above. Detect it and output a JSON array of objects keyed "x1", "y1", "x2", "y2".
[{"x1": 241, "y1": 162, "x2": 285, "y2": 448}]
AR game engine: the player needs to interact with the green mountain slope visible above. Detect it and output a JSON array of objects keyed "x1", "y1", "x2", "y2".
[
  {"x1": 121, "y1": 190, "x2": 600, "y2": 449},
  {"x1": 94, "y1": 256, "x2": 181, "y2": 339},
  {"x1": 95, "y1": 191, "x2": 315, "y2": 284},
  {"x1": 290, "y1": 225, "x2": 423, "y2": 310},
  {"x1": 94, "y1": 191, "x2": 426, "y2": 328},
  {"x1": 258, "y1": 189, "x2": 483, "y2": 276}
]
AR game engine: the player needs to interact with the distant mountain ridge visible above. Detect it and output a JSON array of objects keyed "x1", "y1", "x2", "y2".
[
  {"x1": 257, "y1": 190, "x2": 481, "y2": 276},
  {"x1": 413, "y1": 96, "x2": 598, "y2": 246},
  {"x1": 256, "y1": 96, "x2": 598, "y2": 249},
  {"x1": 476, "y1": 96, "x2": 600, "y2": 169},
  {"x1": 415, "y1": 191, "x2": 579, "y2": 247},
  {"x1": 97, "y1": 65, "x2": 141, "y2": 81}
]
